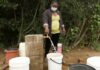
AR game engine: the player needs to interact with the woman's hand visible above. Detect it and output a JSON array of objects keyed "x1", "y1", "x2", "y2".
[
  {"x1": 63, "y1": 28, "x2": 66, "y2": 35},
  {"x1": 43, "y1": 23, "x2": 49, "y2": 34},
  {"x1": 61, "y1": 25, "x2": 66, "y2": 35},
  {"x1": 45, "y1": 27, "x2": 49, "y2": 34}
]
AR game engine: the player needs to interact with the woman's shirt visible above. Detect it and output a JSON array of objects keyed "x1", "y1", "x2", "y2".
[{"x1": 51, "y1": 13, "x2": 60, "y2": 34}]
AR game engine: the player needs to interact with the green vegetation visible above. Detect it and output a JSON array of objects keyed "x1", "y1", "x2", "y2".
[{"x1": 0, "y1": 0, "x2": 100, "y2": 50}]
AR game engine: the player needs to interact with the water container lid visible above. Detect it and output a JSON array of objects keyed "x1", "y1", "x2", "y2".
[
  {"x1": 70, "y1": 64, "x2": 96, "y2": 70},
  {"x1": 19, "y1": 42, "x2": 25, "y2": 47},
  {"x1": 19, "y1": 42, "x2": 25, "y2": 50},
  {"x1": 9, "y1": 57, "x2": 30, "y2": 66},
  {"x1": 57, "y1": 43, "x2": 62, "y2": 47},
  {"x1": 47, "y1": 53, "x2": 63, "y2": 59},
  {"x1": 87, "y1": 56, "x2": 100, "y2": 67}
]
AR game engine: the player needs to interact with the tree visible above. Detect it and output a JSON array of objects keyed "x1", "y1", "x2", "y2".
[{"x1": 0, "y1": 0, "x2": 99, "y2": 49}]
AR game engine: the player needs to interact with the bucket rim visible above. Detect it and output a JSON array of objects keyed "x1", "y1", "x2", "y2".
[
  {"x1": 87, "y1": 56, "x2": 100, "y2": 67},
  {"x1": 9, "y1": 57, "x2": 30, "y2": 66},
  {"x1": 47, "y1": 53, "x2": 63, "y2": 59}
]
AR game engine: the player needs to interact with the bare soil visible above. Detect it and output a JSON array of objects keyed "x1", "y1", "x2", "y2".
[{"x1": 0, "y1": 47, "x2": 100, "y2": 70}]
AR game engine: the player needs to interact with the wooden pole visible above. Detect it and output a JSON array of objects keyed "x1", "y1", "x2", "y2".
[{"x1": 25, "y1": 34, "x2": 44, "y2": 70}]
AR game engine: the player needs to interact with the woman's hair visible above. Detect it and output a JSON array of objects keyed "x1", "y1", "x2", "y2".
[{"x1": 51, "y1": 0, "x2": 59, "y2": 5}]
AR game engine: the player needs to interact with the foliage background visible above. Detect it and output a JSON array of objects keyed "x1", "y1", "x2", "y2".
[{"x1": 0, "y1": 0, "x2": 100, "y2": 49}]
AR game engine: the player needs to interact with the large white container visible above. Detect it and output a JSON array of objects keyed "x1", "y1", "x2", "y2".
[
  {"x1": 87, "y1": 56, "x2": 100, "y2": 70},
  {"x1": 19, "y1": 42, "x2": 26, "y2": 56},
  {"x1": 9, "y1": 57, "x2": 30, "y2": 70},
  {"x1": 47, "y1": 53, "x2": 63, "y2": 70}
]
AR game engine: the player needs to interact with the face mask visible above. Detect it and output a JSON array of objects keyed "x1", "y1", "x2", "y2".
[{"x1": 51, "y1": 7, "x2": 57, "y2": 11}]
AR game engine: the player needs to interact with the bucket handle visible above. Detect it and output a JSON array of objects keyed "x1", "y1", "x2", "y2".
[{"x1": 50, "y1": 58, "x2": 62, "y2": 64}]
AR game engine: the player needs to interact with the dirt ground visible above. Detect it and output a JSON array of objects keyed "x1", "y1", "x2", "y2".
[{"x1": 0, "y1": 47, "x2": 100, "y2": 70}]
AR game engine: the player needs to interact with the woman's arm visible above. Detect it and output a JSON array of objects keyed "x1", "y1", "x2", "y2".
[
  {"x1": 59, "y1": 11, "x2": 66, "y2": 34},
  {"x1": 59, "y1": 11, "x2": 65, "y2": 28},
  {"x1": 43, "y1": 10, "x2": 49, "y2": 34}
]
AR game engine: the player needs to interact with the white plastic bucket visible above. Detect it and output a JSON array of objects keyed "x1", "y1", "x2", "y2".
[
  {"x1": 19, "y1": 42, "x2": 26, "y2": 57},
  {"x1": 47, "y1": 53, "x2": 63, "y2": 70},
  {"x1": 9, "y1": 57, "x2": 30, "y2": 70},
  {"x1": 87, "y1": 56, "x2": 100, "y2": 70}
]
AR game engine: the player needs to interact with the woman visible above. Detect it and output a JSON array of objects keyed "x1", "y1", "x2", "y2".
[{"x1": 43, "y1": 1, "x2": 65, "y2": 57}]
